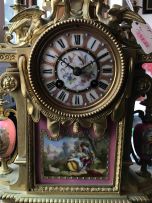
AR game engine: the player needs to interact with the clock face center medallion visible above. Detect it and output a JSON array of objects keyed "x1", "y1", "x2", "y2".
[{"x1": 56, "y1": 49, "x2": 98, "y2": 92}]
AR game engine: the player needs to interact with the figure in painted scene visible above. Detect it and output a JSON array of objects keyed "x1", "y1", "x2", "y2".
[{"x1": 43, "y1": 134, "x2": 109, "y2": 178}]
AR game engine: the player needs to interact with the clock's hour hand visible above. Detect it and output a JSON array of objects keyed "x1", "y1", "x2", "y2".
[
  {"x1": 55, "y1": 56, "x2": 75, "y2": 70},
  {"x1": 55, "y1": 56, "x2": 83, "y2": 76}
]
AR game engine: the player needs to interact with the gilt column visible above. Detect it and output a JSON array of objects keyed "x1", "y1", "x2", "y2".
[{"x1": 0, "y1": 1, "x2": 4, "y2": 42}]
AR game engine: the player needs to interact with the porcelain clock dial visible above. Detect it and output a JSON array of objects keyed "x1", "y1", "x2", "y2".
[{"x1": 28, "y1": 20, "x2": 125, "y2": 118}]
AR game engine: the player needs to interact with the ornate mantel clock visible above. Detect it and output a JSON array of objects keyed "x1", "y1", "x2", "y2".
[{"x1": 0, "y1": 0, "x2": 152, "y2": 202}]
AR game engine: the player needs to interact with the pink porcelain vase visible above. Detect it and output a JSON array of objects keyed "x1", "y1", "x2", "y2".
[
  {"x1": 0, "y1": 118, "x2": 16, "y2": 159},
  {"x1": 0, "y1": 100, "x2": 16, "y2": 175}
]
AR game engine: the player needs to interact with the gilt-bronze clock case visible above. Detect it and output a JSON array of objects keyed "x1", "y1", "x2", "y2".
[
  {"x1": 0, "y1": 0, "x2": 152, "y2": 202},
  {"x1": 28, "y1": 19, "x2": 125, "y2": 119}
]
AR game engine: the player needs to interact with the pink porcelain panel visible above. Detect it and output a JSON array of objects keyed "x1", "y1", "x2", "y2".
[{"x1": 35, "y1": 115, "x2": 117, "y2": 186}]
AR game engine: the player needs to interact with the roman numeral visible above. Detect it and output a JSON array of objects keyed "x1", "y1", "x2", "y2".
[
  {"x1": 102, "y1": 68, "x2": 112, "y2": 73},
  {"x1": 74, "y1": 35, "x2": 81, "y2": 45},
  {"x1": 98, "y1": 52, "x2": 109, "y2": 61},
  {"x1": 75, "y1": 95, "x2": 80, "y2": 105},
  {"x1": 90, "y1": 39, "x2": 96, "y2": 49},
  {"x1": 97, "y1": 49, "x2": 112, "y2": 63},
  {"x1": 42, "y1": 69, "x2": 53, "y2": 74},
  {"x1": 57, "y1": 39, "x2": 66, "y2": 49},
  {"x1": 46, "y1": 81, "x2": 56, "y2": 92},
  {"x1": 89, "y1": 93, "x2": 96, "y2": 100},
  {"x1": 98, "y1": 81, "x2": 108, "y2": 90},
  {"x1": 87, "y1": 37, "x2": 100, "y2": 51},
  {"x1": 57, "y1": 90, "x2": 67, "y2": 101},
  {"x1": 72, "y1": 95, "x2": 83, "y2": 106},
  {"x1": 86, "y1": 90, "x2": 99, "y2": 103},
  {"x1": 46, "y1": 54, "x2": 55, "y2": 58}
]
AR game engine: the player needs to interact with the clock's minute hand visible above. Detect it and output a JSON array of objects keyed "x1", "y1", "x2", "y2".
[
  {"x1": 82, "y1": 52, "x2": 109, "y2": 70},
  {"x1": 55, "y1": 56, "x2": 75, "y2": 70}
]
